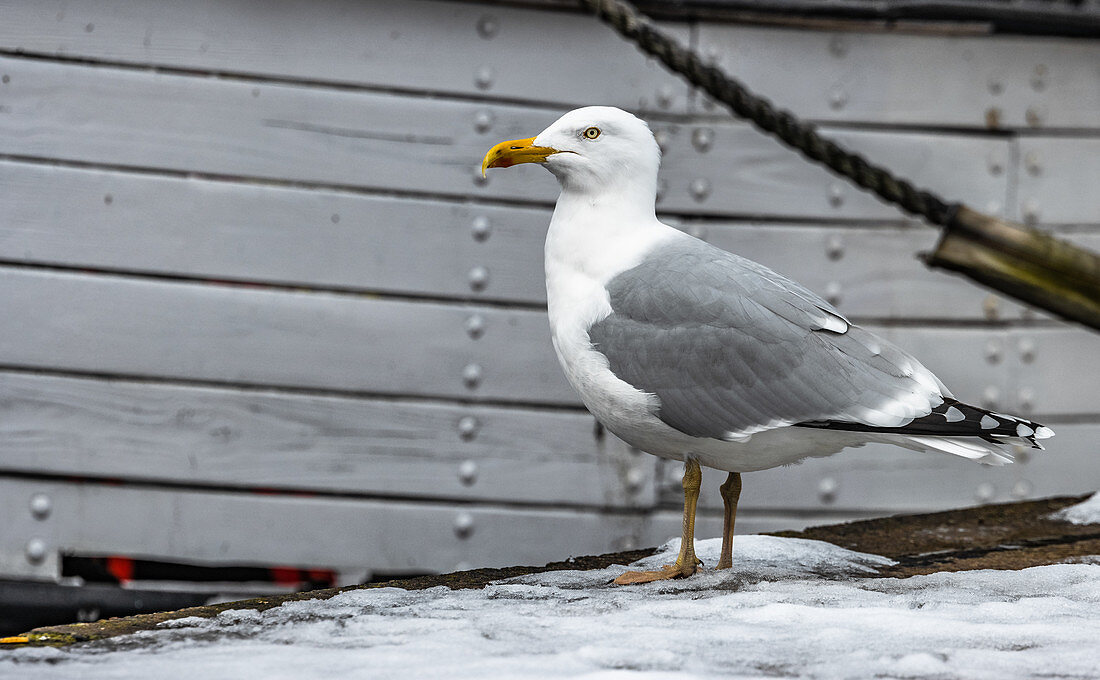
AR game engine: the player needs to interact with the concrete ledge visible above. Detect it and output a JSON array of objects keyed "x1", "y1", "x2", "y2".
[{"x1": 5, "y1": 494, "x2": 1096, "y2": 648}]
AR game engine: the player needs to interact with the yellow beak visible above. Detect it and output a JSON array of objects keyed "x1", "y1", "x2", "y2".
[{"x1": 481, "y1": 137, "x2": 559, "y2": 177}]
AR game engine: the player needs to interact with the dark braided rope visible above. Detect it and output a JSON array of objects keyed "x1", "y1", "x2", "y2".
[{"x1": 578, "y1": 0, "x2": 959, "y2": 227}]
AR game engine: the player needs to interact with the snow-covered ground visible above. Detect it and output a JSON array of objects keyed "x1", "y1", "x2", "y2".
[
  {"x1": 4, "y1": 528, "x2": 1100, "y2": 680},
  {"x1": 1052, "y1": 492, "x2": 1100, "y2": 525}
]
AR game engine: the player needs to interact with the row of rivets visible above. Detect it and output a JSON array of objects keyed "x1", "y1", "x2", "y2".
[
  {"x1": 27, "y1": 493, "x2": 51, "y2": 564},
  {"x1": 976, "y1": 480, "x2": 1034, "y2": 503}
]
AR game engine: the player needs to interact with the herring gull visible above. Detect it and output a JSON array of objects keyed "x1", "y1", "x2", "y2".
[{"x1": 482, "y1": 106, "x2": 1053, "y2": 584}]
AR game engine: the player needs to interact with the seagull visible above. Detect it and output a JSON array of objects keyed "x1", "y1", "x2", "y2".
[{"x1": 481, "y1": 106, "x2": 1053, "y2": 584}]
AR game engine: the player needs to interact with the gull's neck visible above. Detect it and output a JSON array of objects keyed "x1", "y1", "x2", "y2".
[
  {"x1": 543, "y1": 183, "x2": 681, "y2": 333},
  {"x1": 544, "y1": 184, "x2": 673, "y2": 285}
]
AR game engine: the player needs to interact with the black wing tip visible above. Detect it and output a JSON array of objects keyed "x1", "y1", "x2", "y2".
[{"x1": 797, "y1": 398, "x2": 1053, "y2": 449}]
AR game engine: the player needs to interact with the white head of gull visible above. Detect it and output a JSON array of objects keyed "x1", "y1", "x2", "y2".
[{"x1": 482, "y1": 106, "x2": 1053, "y2": 584}]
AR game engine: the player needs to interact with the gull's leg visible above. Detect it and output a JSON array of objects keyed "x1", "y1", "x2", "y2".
[
  {"x1": 614, "y1": 459, "x2": 702, "y2": 585},
  {"x1": 715, "y1": 472, "x2": 742, "y2": 570}
]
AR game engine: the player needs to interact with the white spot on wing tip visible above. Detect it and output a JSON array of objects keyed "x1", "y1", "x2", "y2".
[
  {"x1": 1016, "y1": 423, "x2": 1034, "y2": 438},
  {"x1": 821, "y1": 314, "x2": 849, "y2": 334},
  {"x1": 980, "y1": 415, "x2": 998, "y2": 430},
  {"x1": 1034, "y1": 425, "x2": 1055, "y2": 439},
  {"x1": 944, "y1": 406, "x2": 965, "y2": 423}
]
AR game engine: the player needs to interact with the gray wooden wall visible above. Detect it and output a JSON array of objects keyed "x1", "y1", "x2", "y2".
[{"x1": 0, "y1": 0, "x2": 1097, "y2": 583}]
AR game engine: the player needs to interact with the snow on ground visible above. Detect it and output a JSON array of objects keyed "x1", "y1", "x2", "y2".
[
  {"x1": 1052, "y1": 492, "x2": 1100, "y2": 525},
  {"x1": 4, "y1": 535, "x2": 1100, "y2": 680}
]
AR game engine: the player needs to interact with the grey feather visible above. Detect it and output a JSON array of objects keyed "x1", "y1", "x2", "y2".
[{"x1": 587, "y1": 237, "x2": 942, "y2": 439}]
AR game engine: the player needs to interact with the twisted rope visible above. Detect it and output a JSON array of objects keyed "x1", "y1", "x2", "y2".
[{"x1": 577, "y1": 0, "x2": 958, "y2": 227}]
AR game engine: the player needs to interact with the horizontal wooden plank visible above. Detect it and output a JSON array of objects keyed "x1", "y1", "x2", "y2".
[
  {"x1": 0, "y1": 267, "x2": 578, "y2": 406},
  {"x1": 0, "y1": 160, "x2": 1046, "y2": 319},
  {"x1": 698, "y1": 24, "x2": 1100, "y2": 129},
  {"x1": 1016, "y1": 137, "x2": 1100, "y2": 225},
  {"x1": 2, "y1": 267, "x2": 1094, "y2": 414},
  {"x1": 0, "y1": 0, "x2": 690, "y2": 112},
  {"x1": 0, "y1": 475, "x2": 868, "y2": 581},
  {"x1": 0, "y1": 160, "x2": 550, "y2": 305},
  {"x1": 657, "y1": 123, "x2": 1008, "y2": 218},
  {"x1": 0, "y1": 56, "x2": 1009, "y2": 220},
  {"x1": 673, "y1": 422, "x2": 1100, "y2": 514},
  {"x1": 0, "y1": 477, "x2": 663, "y2": 580},
  {"x1": 0, "y1": 371, "x2": 651, "y2": 508}
]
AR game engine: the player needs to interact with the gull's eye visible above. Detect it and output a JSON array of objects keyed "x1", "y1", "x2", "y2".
[{"x1": 582, "y1": 126, "x2": 601, "y2": 140}]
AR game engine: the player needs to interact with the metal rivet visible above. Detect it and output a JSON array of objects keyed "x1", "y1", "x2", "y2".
[
  {"x1": 826, "y1": 235, "x2": 844, "y2": 260},
  {"x1": 824, "y1": 281, "x2": 842, "y2": 306},
  {"x1": 471, "y1": 216, "x2": 491, "y2": 241},
  {"x1": 689, "y1": 178, "x2": 711, "y2": 202},
  {"x1": 625, "y1": 468, "x2": 646, "y2": 493},
  {"x1": 1024, "y1": 152, "x2": 1041, "y2": 176},
  {"x1": 30, "y1": 493, "x2": 51, "y2": 520},
  {"x1": 454, "y1": 512, "x2": 475, "y2": 538},
  {"x1": 975, "y1": 482, "x2": 995, "y2": 503},
  {"x1": 1018, "y1": 338, "x2": 1036, "y2": 363},
  {"x1": 828, "y1": 36, "x2": 847, "y2": 57},
  {"x1": 828, "y1": 88, "x2": 847, "y2": 110},
  {"x1": 828, "y1": 183, "x2": 844, "y2": 207},
  {"x1": 691, "y1": 128, "x2": 714, "y2": 153},
  {"x1": 1, "y1": 74, "x2": 9, "y2": 84},
  {"x1": 331, "y1": 213, "x2": 340, "y2": 224},
  {"x1": 1030, "y1": 64, "x2": 1047, "y2": 92},
  {"x1": 458, "y1": 460, "x2": 478, "y2": 486},
  {"x1": 25, "y1": 538, "x2": 47, "y2": 564},
  {"x1": 468, "y1": 266, "x2": 489, "y2": 291},
  {"x1": 464, "y1": 314, "x2": 486, "y2": 339},
  {"x1": 981, "y1": 386, "x2": 1000, "y2": 409},
  {"x1": 1025, "y1": 106, "x2": 1043, "y2": 128},
  {"x1": 474, "y1": 65, "x2": 494, "y2": 90},
  {"x1": 656, "y1": 85, "x2": 674, "y2": 109},
  {"x1": 1011, "y1": 480, "x2": 1033, "y2": 499},
  {"x1": 1018, "y1": 387, "x2": 1035, "y2": 412},
  {"x1": 457, "y1": 415, "x2": 480, "y2": 440},
  {"x1": 462, "y1": 363, "x2": 482, "y2": 389},
  {"x1": 985, "y1": 339, "x2": 1003, "y2": 364},
  {"x1": 1022, "y1": 201, "x2": 1040, "y2": 225},
  {"x1": 84, "y1": 23, "x2": 94, "y2": 33},
  {"x1": 476, "y1": 15, "x2": 498, "y2": 39},
  {"x1": 987, "y1": 77, "x2": 1003, "y2": 96},
  {"x1": 818, "y1": 477, "x2": 839, "y2": 503},
  {"x1": 474, "y1": 109, "x2": 494, "y2": 133},
  {"x1": 103, "y1": 193, "x2": 113, "y2": 206}
]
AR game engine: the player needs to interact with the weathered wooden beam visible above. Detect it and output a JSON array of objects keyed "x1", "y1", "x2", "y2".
[{"x1": 926, "y1": 206, "x2": 1100, "y2": 331}]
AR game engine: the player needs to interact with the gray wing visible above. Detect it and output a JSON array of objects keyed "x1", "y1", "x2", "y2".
[{"x1": 587, "y1": 237, "x2": 946, "y2": 440}]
